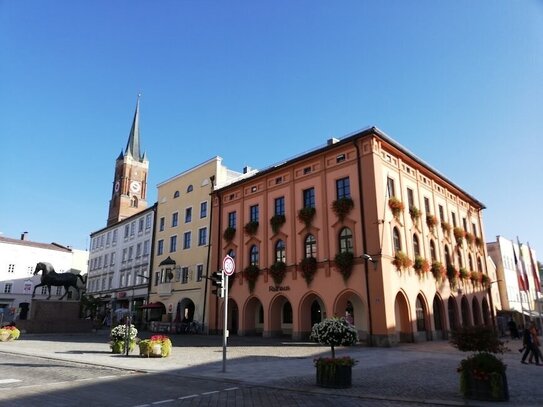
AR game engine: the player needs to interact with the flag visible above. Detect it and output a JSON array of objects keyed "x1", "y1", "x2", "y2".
[
  {"x1": 512, "y1": 239, "x2": 527, "y2": 291},
  {"x1": 517, "y1": 237, "x2": 530, "y2": 292},
  {"x1": 528, "y1": 242, "x2": 541, "y2": 293}
]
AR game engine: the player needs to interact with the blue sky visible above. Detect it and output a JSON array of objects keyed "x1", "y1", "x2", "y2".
[{"x1": 1, "y1": 1, "x2": 542, "y2": 257}]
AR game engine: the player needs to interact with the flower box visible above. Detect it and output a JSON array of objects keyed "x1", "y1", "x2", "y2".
[
  {"x1": 139, "y1": 335, "x2": 172, "y2": 358},
  {"x1": 0, "y1": 326, "x2": 20, "y2": 341}
]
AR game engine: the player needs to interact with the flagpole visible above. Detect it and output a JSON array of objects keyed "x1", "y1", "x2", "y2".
[
  {"x1": 513, "y1": 239, "x2": 527, "y2": 325},
  {"x1": 528, "y1": 242, "x2": 543, "y2": 331}
]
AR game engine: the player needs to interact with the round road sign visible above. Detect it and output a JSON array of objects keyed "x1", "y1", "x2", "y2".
[{"x1": 223, "y1": 255, "x2": 235, "y2": 276}]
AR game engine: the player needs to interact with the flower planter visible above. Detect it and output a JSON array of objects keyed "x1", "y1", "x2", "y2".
[
  {"x1": 151, "y1": 343, "x2": 162, "y2": 356},
  {"x1": 0, "y1": 332, "x2": 11, "y2": 342},
  {"x1": 462, "y1": 371, "x2": 509, "y2": 402},
  {"x1": 316, "y1": 364, "x2": 352, "y2": 388}
]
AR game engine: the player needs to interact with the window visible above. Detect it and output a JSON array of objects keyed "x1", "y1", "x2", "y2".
[
  {"x1": 172, "y1": 212, "x2": 179, "y2": 227},
  {"x1": 4, "y1": 283, "x2": 12, "y2": 293},
  {"x1": 143, "y1": 240, "x2": 150, "y2": 256},
  {"x1": 157, "y1": 239, "x2": 164, "y2": 255},
  {"x1": 7, "y1": 264, "x2": 14, "y2": 273},
  {"x1": 416, "y1": 297, "x2": 426, "y2": 331},
  {"x1": 468, "y1": 254, "x2": 474, "y2": 271},
  {"x1": 130, "y1": 196, "x2": 138, "y2": 208},
  {"x1": 145, "y1": 214, "x2": 152, "y2": 229},
  {"x1": 444, "y1": 246, "x2": 451, "y2": 267},
  {"x1": 274, "y1": 197, "x2": 285, "y2": 216},
  {"x1": 138, "y1": 218, "x2": 144, "y2": 233},
  {"x1": 106, "y1": 232, "x2": 111, "y2": 246},
  {"x1": 339, "y1": 228, "x2": 353, "y2": 253},
  {"x1": 451, "y1": 212, "x2": 457, "y2": 228},
  {"x1": 472, "y1": 223, "x2": 478, "y2": 237},
  {"x1": 174, "y1": 190, "x2": 180, "y2": 198},
  {"x1": 110, "y1": 252, "x2": 116, "y2": 266},
  {"x1": 438, "y1": 205, "x2": 444, "y2": 222},
  {"x1": 407, "y1": 188, "x2": 414, "y2": 209},
  {"x1": 56, "y1": 286, "x2": 62, "y2": 296},
  {"x1": 477, "y1": 257, "x2": 483, "y2": 272},
  {"x1": 462, "y1": 217, "x2": 467, "y2": 231},
  {"x1": 249, "y1": 245, "x2": 259, "y2": 266},
  {"x1": 159, "y1": 217, "x2": 165, "y2": 232},
  {"x1": 413, "y1": 234, "x2": 420, "y2": 257},
  {"x1": 136, "y1": 243, "x2": 142, "y2": 258},
  {"x1": 393, "y1": 227, "x2": 401, "y2": 252},
  {"x1": 228, "y1": 211, "x2": 236, "y2": 229},
  {"x1": 185, "y1": 207, "x2": 192, "y2": 223},
  {"x1": 181, "y1": 267, "x2": 189, "y2": 284},
  {"x1": 124, "y1": 225, "x2": 129, "y2": 238},
  {"x1": 424, "y1": 197, "x2": 430, "y2": 213},
  {"x1": 122, "y1": 248, "x2": 128, "y2": 262},
  {"x1": 170, "y1": 235, "x2": 177, "y2": 252},
  {"x1": 130, "y1": 221, "x2": 136, "y2": 236},
  {"x1": 41, "y1": 286, "x2": 48, "y2": 295},
  {"x1": 187, "y1": 185, "x2": 193, "y2": 193},
  {"x1": 304, "y1": 234, "x2": 317, "y2": 258},
  {"x1": 198, "y1": 228, "x2": 207, "y2": 246},
  {"x1": 183, "y1": 232, "x2": 191, "y2": 249},
  {"x1": 249, "y1": 205, "x2": 259, "y2": 222},
  {"x1": 457, "y1": 251, "x2": 463, "y2": 268},
  {"x1": 303, "y1": 187, "x2": 315, "y2": 208},
  {"x1": 128, "y1": 246, "x2": 133, "y2": 260},
  {"x1": 275, "y1": 240, "x2": 286, "y2": 263},
  {"x1": 200, "y1": 201, "x2": 207, "y2": 218},
  {"x1": 336, "y1": 177, "x2": 351, "y2": 200},
  {"x1": 227, "y1": 249, "x2": 235, "y2": 260},
  {"x1": 336, "y1": 153, "x2": 346, "y2": 163},
  {"x1": 387, "y1": 177, "x2": 395, "y2": 198},
  {"x1": 430, "y1": 240, "x2": 437, "y2": 261},
  {"x1": 196, "y1": 264, "x2": 203, "y2": 282}
]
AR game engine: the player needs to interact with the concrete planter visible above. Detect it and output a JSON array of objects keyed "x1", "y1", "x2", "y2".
[
  {"x1": 316, "y1": 364, "x2": 352, "y2": 388},
  {"x1": 462, "y1": 371, "x2": 509, "y2": 402}
]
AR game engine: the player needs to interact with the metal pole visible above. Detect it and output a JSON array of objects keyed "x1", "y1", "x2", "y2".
[{"x1": 222, "y1": 272, "x2": 228, "y2": 373}]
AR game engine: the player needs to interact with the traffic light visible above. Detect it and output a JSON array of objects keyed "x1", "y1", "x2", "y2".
[{"x1": 210, "y1": 271, "x2": 224, "y2": 298}]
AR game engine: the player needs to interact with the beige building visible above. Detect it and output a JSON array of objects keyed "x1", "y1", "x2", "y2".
[{"x1": 148, "y1": 157, "x2": 247, "y2": 331}]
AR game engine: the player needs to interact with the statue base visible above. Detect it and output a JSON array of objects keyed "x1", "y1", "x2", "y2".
[{"x1": 16, "y1": 300, "x2": 93, "y2": 333}]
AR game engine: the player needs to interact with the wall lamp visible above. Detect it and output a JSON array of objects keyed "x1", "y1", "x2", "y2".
[{"x1": 362, "y1": 254, "x2": 378, "y2": 270}]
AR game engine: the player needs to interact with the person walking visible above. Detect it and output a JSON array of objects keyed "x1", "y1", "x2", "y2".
[
  {"x1": 521, "y1": 322, "x2": 541, "y2": 365},
  {"x1": 528, "y1": 323, "x2": 543, "y2": 364}
]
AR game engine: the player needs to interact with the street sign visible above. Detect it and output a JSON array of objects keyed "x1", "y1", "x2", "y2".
[{"x1": 223, "y1": 255, "x2": 235, "y2": 276}]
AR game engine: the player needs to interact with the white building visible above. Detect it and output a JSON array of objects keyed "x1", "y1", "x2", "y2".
[{"x1": 0, "y1": 233, "x2": 88, "y2": 324}]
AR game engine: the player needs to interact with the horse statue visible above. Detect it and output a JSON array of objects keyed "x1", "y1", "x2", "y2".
[{"x1": 32, "y1": 262, "x2": 86, "y2": 300}]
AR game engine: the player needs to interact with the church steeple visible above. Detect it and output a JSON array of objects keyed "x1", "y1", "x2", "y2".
[
  {"x1": 124, "y1": 94, "x2": 144, "y2": 162},
  {"x1": 107, "y1": 95, "x2": 149, "y2": 226}
]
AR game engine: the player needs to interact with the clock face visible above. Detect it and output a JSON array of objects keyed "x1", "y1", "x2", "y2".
[
  {"x1": 114, "y1": 181, "x2": 120, "y2": 193},
  {"x1": 130, "y1": 181, "x2": 141, "y2": 193}
]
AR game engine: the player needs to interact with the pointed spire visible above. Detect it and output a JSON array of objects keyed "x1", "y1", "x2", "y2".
[{"x1": 124, "y1": 94, "x2": 143, "y2": 161}]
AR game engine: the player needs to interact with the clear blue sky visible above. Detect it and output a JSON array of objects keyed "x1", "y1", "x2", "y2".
[{"x1": 1, "y1": 1, "x2": 542, "y2": 257}]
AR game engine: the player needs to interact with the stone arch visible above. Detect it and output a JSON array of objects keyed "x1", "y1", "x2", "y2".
[
  {"x1": 242, "y1": 295, "x2": 264, "y2": 336},
  {"x1": 472, "y1": 297, "x2": 482, "y2": 326},
  {"x1": 334, "y1": 289, "x2": 367, "y2": 341},
  {"x1": 432, "y1": 294, "x2": 446, "y2": 339},
  {"x1": 447, "y1": 296, "x2": 459, "y2": 331},
  {"x1": 268, "y1": 294, "x2": 292, "y2": 337},
  {"x1": 461, "y1": 296, "x2": 472, "y2": 327},
  {"x1": 176, "y1": 298, "x2": 195, "y2": 323},
  {"x1": 415, "y1": 292, "x2": 430, "y2": 342},
  {"x1": 394, "y1": 290, "x2": 413, "y2": 343},
  {"x1": 298, "y1": 292, "x2": 326, "y2": 340}
]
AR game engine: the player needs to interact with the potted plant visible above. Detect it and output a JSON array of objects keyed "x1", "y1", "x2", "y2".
[
  {"x1": 269, "y1": 214, "x2": 286, "y2": 234},
  {"x1": 475, "y1": 236, "x2": 484, "y2": 250},
  {"x1": 244, "y1": 264, "x2": 260, "y2": 292},
  {"x1": 223, "y1": 227, "x2": 236, "y2": 241},
  {"x1": 310, "y1": 317, "x2": 359, "y2": 388},
  {"x1": 481, "y1": 273, "x2": 491, "y2": 288},
  {"x1": 300, "y1": 257, "x2": 317, "y2": 285},
  {"x1": 413, "y1": 256, "x2": 430, "y2": 276},
  {"x1": 447, "y1": 264, "x2": 458, "y2": 289},
  {"x1": 139, "y1": 335, "x2": 172, "y2": 358},
  {"x1": 269, "y1": 261, "x2": 287, "y2": 285},
  {"x1": 332, "y1": 197, "x2": 354, "y2": 222},
  {"x1": 388, "y1": 197, "x2": 404, "y2": 220},
  {"x1": 392, "y1": 251, "x2": 413, "y2": 272},
  {"x1": 409, "y1": 206, "x2": 421, "y2": 222},
  {"x1": 244, "y1": 221, "x2": 259, "y2": 235},
  {"x1": 453, "y1": 227, "x2": 465, "y2": 246},
  {"x1": 426, "y1": 214, "x2": 438, "y2": 231},
  {"x1": 298, "y1": 206, "x2": 316, "y2": 227},
  {"x1": 110, "y1": 323, "x2": 138, "y2": 354},
  {"x1": 470, "y1": 271, "x2": 481, "y2": 287},
  {"x1": 431, "y1": 261, "x2": 445, "y2": 282},
  {"x1": 450, "y1": 325, "x2": 509, "y2": 401},
  {"x1": 441, "y1": 221, "x2": 452, "y2": 236},
  {"x1": 459, "y1": 267, "x2": 470, "y2": 281},
  {"x1": 334, "y1": 251, "x2": 354, "y2": 281},
  {"x1": 0, "y1": 325, "x2": 20, "y2": 341},
  {"x1": 465, "y1": 232, "x2": 475, "y2": 246}
]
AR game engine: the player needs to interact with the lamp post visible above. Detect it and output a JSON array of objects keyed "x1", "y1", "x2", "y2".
[{"x1": 136, "y1": 274, "x2": 150, "y2": 329}]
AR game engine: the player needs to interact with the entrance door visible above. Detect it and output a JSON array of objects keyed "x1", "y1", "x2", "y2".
[{"x1": 310, "y1": 300, "x2": 322, "y2": 327}]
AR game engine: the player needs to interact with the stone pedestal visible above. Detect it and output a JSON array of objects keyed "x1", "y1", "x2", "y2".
[{"x1": 16, "y1": 300, "x2": 93, "y2": 333}]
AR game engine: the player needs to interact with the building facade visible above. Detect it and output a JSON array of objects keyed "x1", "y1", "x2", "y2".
[
  {"x1": 0, "y1": 233, "x2": 88, "y2": 323},
  {"x1": 148, "y1": 157, "x2": 245, "y2": 331},
  {"x1": 209, "y1": 127, "x2": 495, "y2": 346}
]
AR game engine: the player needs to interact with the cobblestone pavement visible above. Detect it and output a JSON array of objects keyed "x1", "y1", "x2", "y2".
[{"x1": 1, "y1": 330, "x2": 542, "y2": 406}]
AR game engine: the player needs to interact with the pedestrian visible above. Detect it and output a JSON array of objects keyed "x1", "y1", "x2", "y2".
[
  {"x1": 521, "y1": 323, "x2": 541, "y2": 365},
  {"x1": 528, "y1": 323, "x2": 543, "y2": 364}
]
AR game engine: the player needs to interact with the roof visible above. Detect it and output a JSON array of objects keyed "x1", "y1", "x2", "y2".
[
  {"x1": 124, "y1": 95, "x2": 145, "y2": 162},
  {"x1": 214, "y1": 126, "x2": 485, "y2": 209},
  {"x1": 0, "y1": 236, "x2": 73, "y2": 252}
]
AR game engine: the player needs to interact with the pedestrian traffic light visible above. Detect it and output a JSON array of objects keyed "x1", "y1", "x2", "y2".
[{"x1": 210, "y1": 271, "x2": 224, "y2": 298}]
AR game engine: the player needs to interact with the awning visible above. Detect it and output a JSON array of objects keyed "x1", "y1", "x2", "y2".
[{"x1": 139, "y1": 302, "x2": 165, "y2": 309}]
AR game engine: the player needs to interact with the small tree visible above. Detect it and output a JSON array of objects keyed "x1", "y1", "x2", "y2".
[{"x1": 310, "y1": 317, "x2": 359, "y2": 359}]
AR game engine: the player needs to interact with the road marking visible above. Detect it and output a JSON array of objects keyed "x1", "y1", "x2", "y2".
[
  {"x1": 0, "y1": 379, "x2": 21, "y2": 384},
  {"x1": 201, "y1": 390, "x2": 220, "y2": 395},
  {"x1": 178, "y1": 395, "x2": 198, "y2": 400},
  {"x1": 224, "y1": 387, "x2": 239, "y2": 391},
  {"x1": 152, "y1": 400, "x2": 174, "y2": 405}
]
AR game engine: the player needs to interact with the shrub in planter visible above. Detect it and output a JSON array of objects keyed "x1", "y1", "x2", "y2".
[
  {"x1": 475, "y1": 236, "x2": 484, "y2": 250},
  {"x1": 392, "y1": 251, "x2": 413, "y2": 272},
  {"x1": 332, "y1": 197, "x2": 354, "y2": 222},
  {"x1": 244, "y1": 221, "x2": 259, "y2": 235},
  {"x1": 269, "y1": 261, "x2": 287, "y2": 285},
  {"x1": 388, "y1": 197, "x2": 404, "y2": 220},
  {"x1": 450, "y1": 325, "x2": 509, "y2": 401},
  {"x1": 441, "y1": 221, "x2": 452, "y2": 235},
  {"x1": 334, "y1": 251, "x2": 354, "y2": 281},
  {"x1": 310, "y1": 317, "x2": 359, "y2": 389},
  {"x1": 481, "y1": 274, "x2": 491, "y2": 288},
  {"x1": 244, "y1": 264, "x2": 260, "y2": 292},
  {"x1": 453, "y1": 227, "x2": 466, "y2": 246},
  {"x1": 413, "y1": 256, "x2": 430, "y2": 276},
  {"x1": 139, "y1": 335, "x2": 172, "y2": 358},
  {"x1": 447, "y1": 264, "x2": 459, "y2": 289},
  {"x1": 459, "y1": 267, "x2": 470, "y2": 281},
  {"x1": 300, "y1": 257, "x2": 317, "y2": 285},
  {"x1": 426, "y1": 214, "x2": 438, "y2": 231},
  {"x1": 0, "y1": 325, "x2": 20, "y2": 341},
  {"x1": 269, "y1": 214, "x2": 286, "y2": 234},
  {"x1": 110, "y1": 323, "x2": 138, "y2": 354},
  {"x1": 298, "y1": 207, "x2": 316, "y2": 227},
  {"x1": 470, "y1": 271, "x2": 481, "y2": 287},
  {"x1": 409, "y1": 206, "x2": 421, "y2": 222},
  {"x1": 223, "y1": 227, "x2": 236, "y2": 241},
  {"x1": 431, "y1": 261, "x2": 445, "y2": 282},
  {"x1": 465, "y1": 232, "x2": 475, "y2": 246}
]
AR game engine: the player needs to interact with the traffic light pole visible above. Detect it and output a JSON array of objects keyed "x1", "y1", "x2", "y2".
[{"x1": 222, "y1": 272, "x2": 228, "y2": 373}]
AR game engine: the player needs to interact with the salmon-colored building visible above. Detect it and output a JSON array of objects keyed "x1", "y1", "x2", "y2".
[{"x1": 208, "y1": 127, "x2": 497, "y2": 346}]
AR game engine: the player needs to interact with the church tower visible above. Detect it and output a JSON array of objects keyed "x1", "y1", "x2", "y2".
[{"x1": 107, "y1": 96, "x2": 149, "y2": 226}]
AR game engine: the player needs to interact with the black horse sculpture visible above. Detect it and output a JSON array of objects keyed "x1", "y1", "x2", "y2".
[{"x1": 32, "y1": 262, "x2": 86, "y2": 300}]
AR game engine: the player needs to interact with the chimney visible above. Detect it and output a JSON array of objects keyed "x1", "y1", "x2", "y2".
[
  {"x1": 243, "y1": 166, "x2": 252, "y2": 174},
  {"x1": 21, "y1": 231, "x2": 28, "y2": 240},
  {"x1": 327, "y1": 137, "x2": 340, "y2": 146}
]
